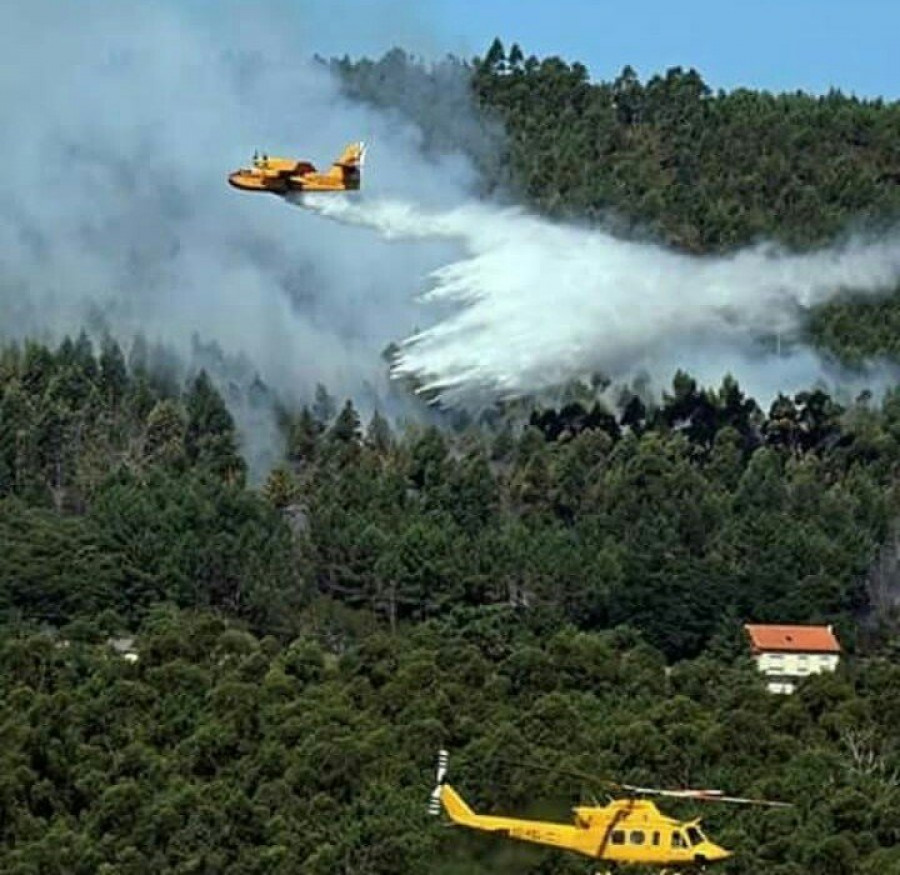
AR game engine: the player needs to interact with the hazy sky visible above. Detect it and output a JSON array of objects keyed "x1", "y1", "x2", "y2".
[{"x1": 247, "y1": 0, "x2": 898, "y2": 99}]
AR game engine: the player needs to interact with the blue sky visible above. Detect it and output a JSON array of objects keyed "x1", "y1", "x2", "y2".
[{"x1": 276, "y1": 0, "x2": 898, "y2": 100}]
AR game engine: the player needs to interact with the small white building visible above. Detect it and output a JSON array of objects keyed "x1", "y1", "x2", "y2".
[
  {"x1": 744, "y1": 624, "x2": 841, "y2": 694},
  {"x1": 107, "y1": 636, "x2": 139, "y2": 663}
]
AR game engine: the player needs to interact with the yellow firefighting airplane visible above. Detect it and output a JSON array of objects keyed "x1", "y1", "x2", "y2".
[
  {"x1": 429, "y1": 751, "x2": 789, "y2": 873},
  {"x1": 228, "y1": 141, "x2": 365, "y2": 194}
]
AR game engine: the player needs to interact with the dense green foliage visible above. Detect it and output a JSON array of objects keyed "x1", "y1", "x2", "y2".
[
  {"x1": 0, "y1": 335, "x2": 299, "y2": 632},
  {"x1": 470, "y1": 42, "x2": 900, "y2": 252},
  {"x1": 290, "y1": 378, "x2": 900, "y2": 659},
  {"x1": 5, "y1": 41, "x2": 900, "y2": 875},
  {"x1": 8, "y1": 336, "x2": 900, "y2": 656},
  {"x1": 3, "y1": 334, "x2": 900, "y2": 872},
  {"x1": 3, "y1": 610, "x2": 900, "y2": 874}
]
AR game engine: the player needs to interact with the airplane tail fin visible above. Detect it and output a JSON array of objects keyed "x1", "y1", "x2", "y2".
[
  {"x1": 332, "y1": 141, "x2": 366, "y2": 168},
  {"x1": 324, "y1": 141, "x2": 364, "y2": 188}
]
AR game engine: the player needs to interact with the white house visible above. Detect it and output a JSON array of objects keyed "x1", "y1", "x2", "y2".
[
  {"x1": 744, "y1": 624, "x2": 841, "y2": 694},
  {"x1": 107, "y1": 636, "x2": 139, "y2": 663}
]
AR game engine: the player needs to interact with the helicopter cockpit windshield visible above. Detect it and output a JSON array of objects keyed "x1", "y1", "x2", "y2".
[
  {"x1": 686, "y1": 826, "x2": 705, "y2": 846},
  {"x1": 674, "y1": 827, "x2": 706, "y2": 848}
]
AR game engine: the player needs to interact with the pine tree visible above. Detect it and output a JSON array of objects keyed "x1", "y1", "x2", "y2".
[
  {"x1": 144, "y1": 399, "x2": 187, "y2": 468},
  {"x1": 365, "y1": 411, "x2": 393, "y2": 454},
  {"x1": 99, "y1": 336, "x2": 127, "y2": 410},
  {"x1": 184, "y1": 371, "x2": 245, "y2": 482},
  {"x1": 263, "y1": 466, "x2": 298, "y2": 509},
  {"x1": 482, "y1": 37, "x2": 506, "y2": 73},
  {"x1": 329, "y1": 400, "x2": 361, "y2": 444},
  {"x1": 312, "y1": 383, "x2": 336, "y2": 426},
  {"x1": 287, "y1": 406, "x2": 321, "y2": 465}
]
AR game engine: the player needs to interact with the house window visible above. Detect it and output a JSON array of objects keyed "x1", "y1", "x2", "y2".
[
  {"x1": 611, "y1": 831, "x2": 625, "y2": 845},
  {"x1": 629, "y1": 831, "x2": 645, "y2": 845}
]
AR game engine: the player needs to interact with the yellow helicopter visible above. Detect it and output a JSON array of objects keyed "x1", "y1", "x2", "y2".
[{"x1": 428, "y1": 750, "x2": 790, "y2": 873}]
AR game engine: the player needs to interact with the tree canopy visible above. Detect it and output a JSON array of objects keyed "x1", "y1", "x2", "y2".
[{"x1": 4, "y1": 39, "x2": 900, "y2": 874}]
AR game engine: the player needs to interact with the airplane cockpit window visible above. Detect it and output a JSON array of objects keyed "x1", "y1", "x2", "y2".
[{"x1": 686, "y1": 827, "x2": 704, "y2": 846}]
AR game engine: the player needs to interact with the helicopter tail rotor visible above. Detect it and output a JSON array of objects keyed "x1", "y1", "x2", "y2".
[{"x1": 428, "y1": 749, "x2": 449, "y2": 816}]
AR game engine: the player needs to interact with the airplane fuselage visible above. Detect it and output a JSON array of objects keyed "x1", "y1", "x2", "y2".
[{"x1": 228, "y1": 145, "x2": 363, "y2": 194}]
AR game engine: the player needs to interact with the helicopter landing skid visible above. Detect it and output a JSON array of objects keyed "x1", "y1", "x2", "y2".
[
  {"x1": 593, "y1": 868, "x2": 707, "y2": 875},
  {"x1": 593, "y1": 870, "x2": 706, "y2": 875}
]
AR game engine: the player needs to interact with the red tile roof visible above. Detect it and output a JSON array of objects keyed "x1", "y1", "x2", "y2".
[{"x1": 744, "y1": 624, "x2": 841, "y2": 654}]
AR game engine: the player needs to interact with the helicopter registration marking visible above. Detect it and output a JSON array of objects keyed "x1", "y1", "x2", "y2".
[{"x1": 513, "y1": 827, "x2": 560, "y2": 844}]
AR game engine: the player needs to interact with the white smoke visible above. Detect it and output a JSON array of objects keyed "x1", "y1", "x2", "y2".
[
  {"x1": 0, "y1": 5, "x2": 468, "y2": 380},
  {"x1": 0, "y1": 1, "x2": 487, "y2": 474},
  {"x1": 300, "y1": 195, "x2": 900, "y2": 403},
  {"x1": 5, "y1": 0, "x2": 900, "y2": 458}
]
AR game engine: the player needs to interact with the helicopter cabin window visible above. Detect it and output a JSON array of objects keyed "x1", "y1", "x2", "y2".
[
  {"x1": 652, "y1": 831, "x2": 660, "y2": 846},
  {"x1": 687, "y1": 827, "x2": 704, "y2": 846},
  {"x1": 629, "y1": 830, "x2": 645, "y2": 845},
  {"x1": 611, "y1": 830, "x2": 626, "y2": 845},
  {"x1": 672, "y1": 832, "x2": 686, "y2": 848}
]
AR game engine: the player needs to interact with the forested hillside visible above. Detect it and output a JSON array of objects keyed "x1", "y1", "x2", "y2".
[
  {"x1": 3, "y1": 334, "x2": 900, "y2": 872},
  {"x1": 331, "y1": 43, "x2": 900, "y2": 363},
  {"x1": 4, "y1": 41, "x2": 900, "y2": 875},
  {"x1": 333, "y1": 42, "x2": 900, "y2": 250},
  {"x1": 4, "y1": 611, "x2": 900, "y2": 874},
  {"x1": 4, "y1": 337, "x2": 900, "y2": 657}
]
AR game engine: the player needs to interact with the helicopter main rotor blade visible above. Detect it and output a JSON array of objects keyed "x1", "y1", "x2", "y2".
[
  {"x1": 696, "y1": 793, "x2": 792, "y2": 808},
  {"x1": 604, "y1": 783, "x2": 791, "y2": 807},
  {"x1": 498, "y1": 760, "x2": 791, "y2": 808}
]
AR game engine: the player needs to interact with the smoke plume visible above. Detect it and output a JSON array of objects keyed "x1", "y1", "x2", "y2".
[
  {"x1": 4, "y1": 0, "x2": 900, "y2": 467},
  {"x1": 301, "y1": 195, "x2": 900, "y2": 404},
  {"x1": 0, "y1": 2, "x2": 485, "y2": 473}
]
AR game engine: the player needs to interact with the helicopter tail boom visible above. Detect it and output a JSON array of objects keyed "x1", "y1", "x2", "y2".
[
  {"x1": 429, "y1": 752, "x2": 594, "y2": 857},
  {"x1": 427, "y1": 750, "x2": 507, "y2": 827},
  {"x1": 440, "y1": 783, "x2": 595, "y2": 856},
  {"x1": 439, "y1": 783, "x2": 478, "y2": 825}
]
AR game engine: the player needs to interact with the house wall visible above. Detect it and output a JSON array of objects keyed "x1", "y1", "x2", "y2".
[{"x1": 754, "y1": 651, "x2": 840, "y2": 694}]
